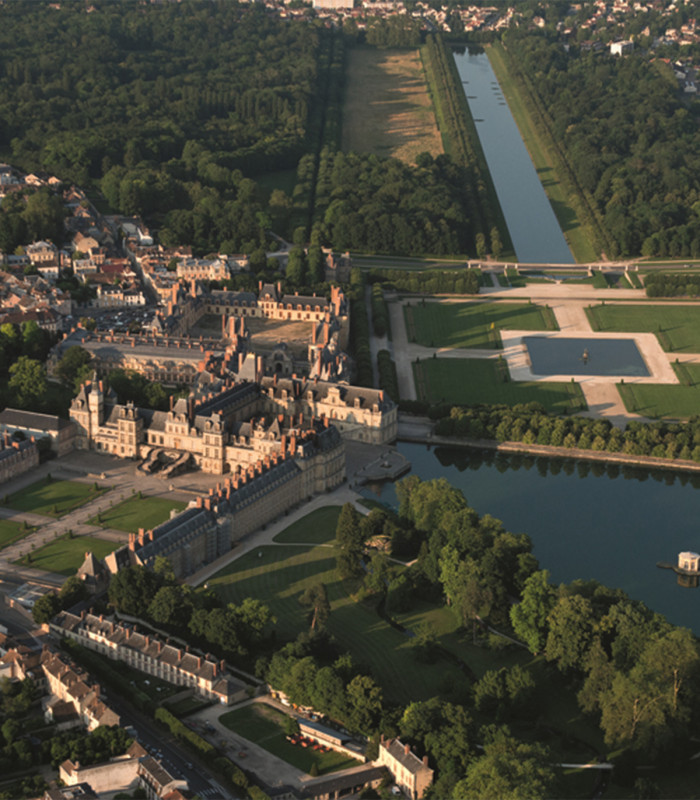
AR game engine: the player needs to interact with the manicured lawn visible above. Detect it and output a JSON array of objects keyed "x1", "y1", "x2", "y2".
[
  {"x1": 15, "y1": 534, "x2": 119, "y2": 575},
  {"x1": 414, "y1": 358, "x2": 586, "y2": 413},
  {"x1": 273, "y1": 507, "x2": 342, "y2": 544},
  {"x1": 406, "y1": 301, "x2": 557, "y2": 349},
  {"x1": 0, "y1": 519, "x2": 34, "y2": 550},
  {"x1": 587, "y1": 304, "x2": 700, "y2": 353},
  {"x1": 4, "y1": 478, "x2": 106, "y2": 517},
  {"x1": 207, "y1": 544, "x2": 465, "y2": 704},
  {"x1": 617, "y1": 363, "x2": 700, "y2": 419},
  {"x1": 220, "y1": 703, "x2": 359, "y2": 775},
  {"x1": 89, "y1": 496, "x2": 187, "y2": 532}
]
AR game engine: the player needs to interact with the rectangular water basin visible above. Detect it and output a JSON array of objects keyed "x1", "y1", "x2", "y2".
[{"x1": 524, "y1": 336, "x2": 650, "y2": 377}]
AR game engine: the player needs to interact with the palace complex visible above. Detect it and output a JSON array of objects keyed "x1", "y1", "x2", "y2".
[{"x1": 38, "y1": 282, "x2": 396, "y2": 579}]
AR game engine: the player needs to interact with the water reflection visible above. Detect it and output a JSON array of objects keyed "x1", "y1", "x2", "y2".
[
  {"x1": 366, "y1": 442, "x2": 700, "y2": 631},
  {"x1": 451, "y1": 49, "x2": 574, "y2": 264}
]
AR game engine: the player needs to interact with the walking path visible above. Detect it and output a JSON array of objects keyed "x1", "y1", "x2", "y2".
[
  {"x1": 185, "y1": 483, "x2": 367, "y2": 588},
  {"x1": 382, "y1": 280, "x2": 697, "y2": 425}
]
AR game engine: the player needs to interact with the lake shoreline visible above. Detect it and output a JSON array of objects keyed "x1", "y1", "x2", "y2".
[{"x1": 399, "y1": 429, "x2": 700, "y2": 475}]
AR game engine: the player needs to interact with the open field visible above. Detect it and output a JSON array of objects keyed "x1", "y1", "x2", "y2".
[
  {"x1": 587, "y1": 304, "x2": 700, "y2": 352},
  {"x1": 406, "y1": 301, "x2": 557, "y2": 349},
  {"x1": 15, "y1": 534, "x2": 119, "y2": 575},
  {"x1": 618, "y1": 363, "x2": 700, "y2": 419},
  {"x1": 0, "y1": 519, "x2": 34, "y2": 551},
  {"x1": 208, "y1": 543, "x2": 466, "y2": 704},
  {"x1": 414, "y1": 358, "x2": 586, "y2": 412},
  {"x1": 4, "y1": 478, "x2": 105, "y2": 517},
  {"x1": 487, "y1": 43, "x2": 599, "y2": 264},
  {"x1": 89, "y1": 496, "x2": 187, "y2": 532},
  {"x1": 246, "y1": 316, "x2": 315, "y2": 359},
  {"x1": 272, "y1": 506, "x2": 341, "y2": 544},
  {"x1": 342, "y1": 47, "x2": 443, "y2": 165},
  {"x1": 220, "y1": 703, "x2": 359, "y2": 775}
]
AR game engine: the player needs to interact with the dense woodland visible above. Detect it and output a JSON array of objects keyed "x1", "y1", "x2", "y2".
[
  {"x1": 250, "y1": 485, "x2": 700, "y2": 798},
  {"x1": 502, "y1": 30, "x2": 700, "y2": 258},
  {"x1": 0, "y1": 1, "x2": 323, "y2": 254}
]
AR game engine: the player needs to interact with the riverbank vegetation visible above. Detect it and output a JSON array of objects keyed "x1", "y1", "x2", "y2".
[
  {"x1": 421, "y1": 35, "x2": 512, "y2": 257},
  {"x1": 218, "y1": 486, "x2": 700, "y2": 798},
  {"x1": 405, "y1": 300, "x2": 558, "y2": 349},
  {"x1": 434, "y1": 401, "x2": 700, "y2": 464},
  {"x1": 500, "y1": 31, "x2": 700, "y2": 259},
  {"x1": 487, "y1": 43, "x2": 598, "y2": 264},
  {"x1": 414, "y1": 358, "x2": 585, "y2": 412}
]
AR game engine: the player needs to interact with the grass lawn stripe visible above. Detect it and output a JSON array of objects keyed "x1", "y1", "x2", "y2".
[
  {"x1": 618, "y1": 363, "x2": 700, "y2": 419},
  {"x1": 15, "y1": 534, "x2": 119, "y2": 575},
  {"x1": 220, "y1": 704, "x2": 358, "y2": 775},
  {"x1": 5, "y1": 478, "x2": 106, "y2": 517},
  {"x1": 587, "y1": 304, "x2": 700, "y2": 353},
  {"x1": 208, "y1": 544, "x2": 465, "y2": 704},
  {"x1": 272, "y1": 506, "x2": 341, "y2": 544},
  {"x1": 407, "y1": 301, "x2": 556, "y2": 349},
  {"x1": 89, "y1": 496, "x2": 187, "y2": 532},
  {"x1": 414, "y1": 358, "x2": 586, "y2": 413},
  {"x1": 0, "y1": 519, "x2": 34, "y2": 550}
]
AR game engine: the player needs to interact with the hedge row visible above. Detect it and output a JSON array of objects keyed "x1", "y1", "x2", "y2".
[
  {"x1": 422, "y1": 34, "x2": 506, "y2": 245},
  {"x1": 154, "y1": 707, "x2": 216, "y2": 758},
  {"x1": 366, "y1": 267, "x2": 481, "y2": 295},
  {"x1": 349, "y1": 270, "x2": 373, "y2": 386},
  {"x1": 435, "y1": 402, "x2": 700, "y2": 462},
  {"x1": 372, "y1": 284, "x2": 390, "y2": 337},
  {"x1": 377, "y1": 349, "x2": 399, "y2": 401},
  {"x1": 645, "y1": 272, "x2": 700, "y2": 298}
]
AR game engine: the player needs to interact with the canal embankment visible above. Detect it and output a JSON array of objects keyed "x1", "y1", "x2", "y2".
[
  {"x1": 487, "y1": 40, "x2": 604, "y2": 263},
  {"x1": 451, "y1": 46, "x2": 574, "y2": 264},
  {"x1": 398, "y1": 415, "x2": 700, "y2": 476}
]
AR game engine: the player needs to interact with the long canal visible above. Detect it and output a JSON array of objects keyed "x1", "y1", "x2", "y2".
[
  {"x1": 452, "y1": 48, "x2": 575, "y2": 265},
  {"x1": 365, "y1": 442, "x2": 700, "y2": 633}
]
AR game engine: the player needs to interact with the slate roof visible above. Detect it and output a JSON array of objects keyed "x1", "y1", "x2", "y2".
[{"x1": 0, "y1": 408, "x2": 71, "y2": 431}]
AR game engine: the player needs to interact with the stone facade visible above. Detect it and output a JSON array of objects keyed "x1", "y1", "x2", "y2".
[
  {"x1": 377, "y1": 738, "x2": 434, "y2": 800},
  {"x1": 41, "y1": 649, "x2": 120, "y2": 732},
  {"x1": 51, "y1": 611, "x2": 248, "y2": 704},
  {"x1": 0, "y1": 435, "x2": 39, "y2": 484},
  {"x1": 0, "y1": 408, "x2": 75, "y2": 456}
]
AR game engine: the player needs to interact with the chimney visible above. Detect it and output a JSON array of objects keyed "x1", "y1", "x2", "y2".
[
  {"x1": 405, "y1": 743, "x2": 410, "y2": 756},
  {"x1": 423, "y1": 756, "x2": 429, "y2": 767}
]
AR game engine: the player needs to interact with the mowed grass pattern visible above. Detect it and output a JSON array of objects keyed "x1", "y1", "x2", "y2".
[
  {"x1": 414, "y1": 358, "x2": 586, "y2": 412},
  {"x1": 208, "y1": 544, "x2": 465, "y2": 704},
  {"x1": 89, "y1": 496, "x2": 187, "y2": 532},
  {"x1": 273, "y1": 506, "x2": 341, "y2": 544},
  {"x1": 618, "y1": 363, "x2": 700, "y2": 419},
  {"x1": 407, "y1": 302, "x2": 556, "y2": 349},
  {"x1": 5, "y1": 478, "x2": 105, "y2": 517},
  {"x1": 587, "y1": 304, "x2": 700, "y2": 352},
  {"x1": 220, "y1": 704, "x2": 359, "y2": 775},
  {"x1": 16, "y1": 534, "x2": 119, "y2": 575},
  {"x1": 0, "y1": 519, "x2": 33, "y2": 550}
]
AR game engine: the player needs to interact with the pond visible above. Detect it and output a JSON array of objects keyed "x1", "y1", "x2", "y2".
[
  {"x1": 364, "y1": 442, "x2": 700, "y2": 632},
  {"x1": 524, "y1": 336, "x2": 650, "y2": 377},
  {"x1": 452, "y1": 48, "x2": 575, "y2": 265}
]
